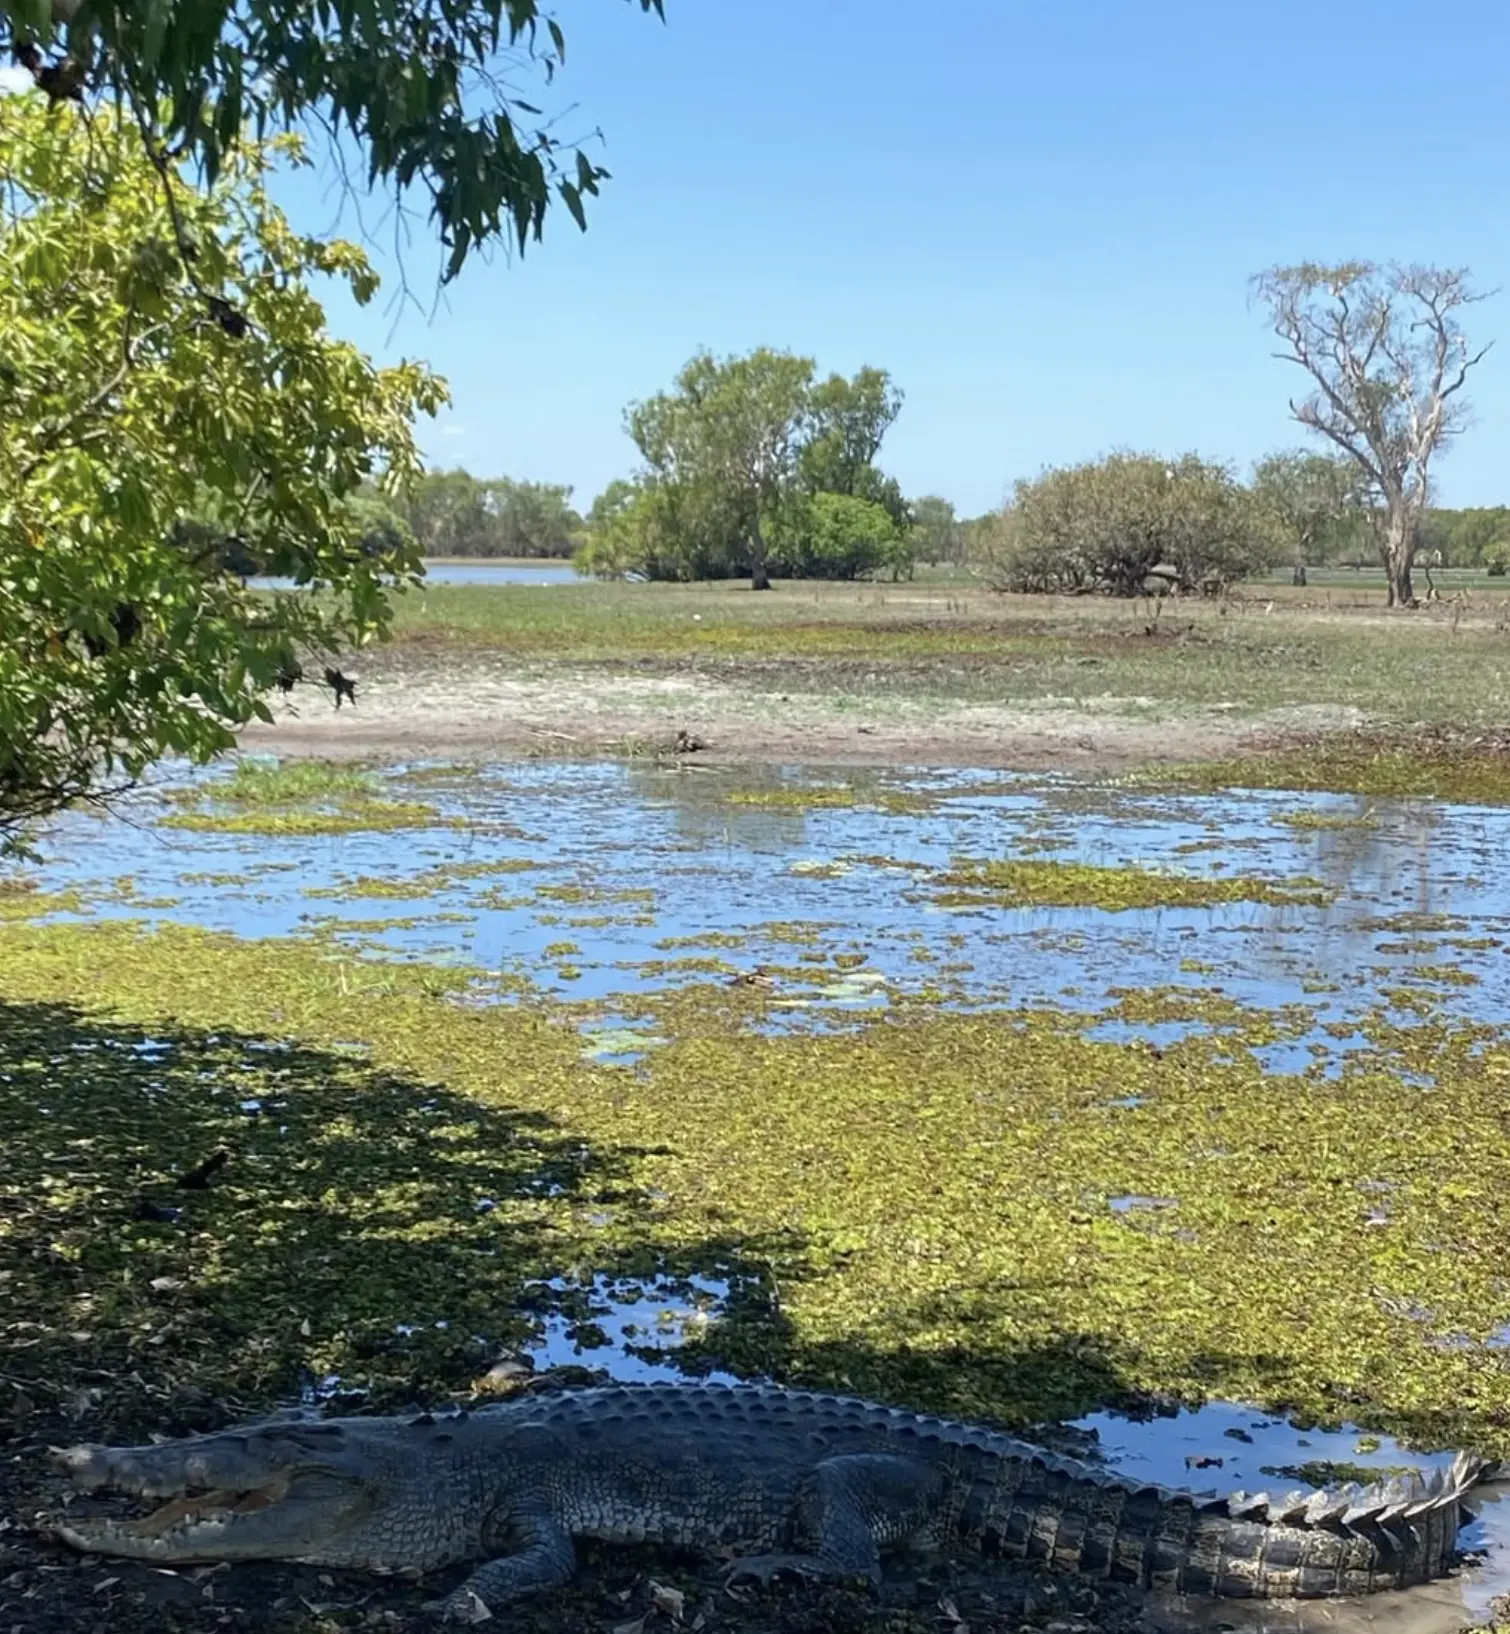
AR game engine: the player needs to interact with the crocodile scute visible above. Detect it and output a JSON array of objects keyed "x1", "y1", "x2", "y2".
[{"x1": 47, "y1": 1381, "x2": 1497, "y2": 1622}]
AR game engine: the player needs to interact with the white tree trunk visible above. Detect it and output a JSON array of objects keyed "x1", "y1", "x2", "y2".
[{"x1": 1378, "y1": 503, "x2": 1418, "y2": 607}]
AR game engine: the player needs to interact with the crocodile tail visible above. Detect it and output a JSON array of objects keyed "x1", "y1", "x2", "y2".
[{"x1": 955, "y1": 1446, "x2": 1496, "y2": 1599}]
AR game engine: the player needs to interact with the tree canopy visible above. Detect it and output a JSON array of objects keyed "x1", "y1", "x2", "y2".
[
  {"x1": 1250, "y1": 450, "x2": 1370, "y2": 567},
  {"x1": 397, "y1": 470, "x2": 582, "y2": 557},
  {"x1": 0, "y1": 91, "x2": 443, "y2": 857},
  {"x1": 1251, "y1": 260, "x2": 1493, "y2": 606},
  {"x1": 0, "y1": 0, "x2": 665, "y2": 281},
  {"x1": 578, "y1": 348, "x2": 911, "y2": 586}
]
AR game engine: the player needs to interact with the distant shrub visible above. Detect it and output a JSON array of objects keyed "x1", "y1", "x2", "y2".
[{"x1": 974, "y1": 452, "x2": 1284, "y2": 597}]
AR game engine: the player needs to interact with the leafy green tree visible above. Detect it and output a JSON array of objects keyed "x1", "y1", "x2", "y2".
[
  {"x1": 1251, "y1": 450, "x2": 1370, "y2": 570},
  {"x1": 344, "y1": 490, "x2": 419, "y2": 560},
  {"x1": 398, "y1": 471, "x2": 580, "y2": 557},
  {"x1": 0, "y1": 94, "x2": 443, "y2": 858},
  {"x1": 773, "y1": 492, "x2": 905, "y2": 581},
  {"x1": 627, "y1": 348, "x2": 815, "y2": 590},
  {"x1": 909, "y1": 495, "x2": 962, "y2": 564},
  {"x1": 1419, "y1": 505, "x2": 1510, "y2": 567},
  {"x1": 1251, "y1": 261, "x2": 1493, "y2": 606},
  {"x1": 799, "y1": 367, "x2": 909, "y2": 530},
  {"x1": 574, "y1": 479, "x2": 654, "y2": 579},
  {"x1": 618, "y1": 351, "x2": 911, "y2": 586},
  {"x1": 488, "y1": 478, "x2": 582, "y2": 557},
  {"x1": 981, "y1": 453, "x2": 1281, "y2": 597},
  {"x1": 398, "y1": 469, "x2": 495, "y2": 557},
  {"x1": 0, "y1": 0, "x2": 665, "y2": 282}
]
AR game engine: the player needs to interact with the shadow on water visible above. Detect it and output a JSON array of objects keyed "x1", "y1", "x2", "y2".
[{"x1": 0, "y1": 996, "x2": 795, "y2": 1438}]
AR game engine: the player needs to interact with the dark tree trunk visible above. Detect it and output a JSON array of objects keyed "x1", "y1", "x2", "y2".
[{"x1": 749, "y1": 513, "x2": 772, "y2": 591}]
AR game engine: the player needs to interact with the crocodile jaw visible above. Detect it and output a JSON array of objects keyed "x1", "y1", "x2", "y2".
[
  {"x1": 55, "y1": 1482, "x2": 295, "y2": 1561},
  {"x1": 52, "y1": 1453, "x2": 367, "y2": 1563}
]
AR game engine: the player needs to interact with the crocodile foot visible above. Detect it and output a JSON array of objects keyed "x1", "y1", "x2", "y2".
[{"x1": 421, "y1": 1588, "x2": 494, "y2": 1624}]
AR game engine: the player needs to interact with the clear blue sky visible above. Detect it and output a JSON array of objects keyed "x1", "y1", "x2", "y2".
[{"x1": 272, "y1": 0, "x2": 1510, "y2": 518}]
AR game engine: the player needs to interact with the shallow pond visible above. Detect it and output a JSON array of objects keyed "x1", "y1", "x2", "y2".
[
  {"x1": 19, "y1": 756, "x2": 1510, "y2": 1629},
  {"x1": 33, "y1": 758, "x2": 1510, "y2": 1062}
]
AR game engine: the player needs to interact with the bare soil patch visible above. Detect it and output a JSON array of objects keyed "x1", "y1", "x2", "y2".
[{"x1": 239, "y1": 650, "x2": 1365, "y2": 773}]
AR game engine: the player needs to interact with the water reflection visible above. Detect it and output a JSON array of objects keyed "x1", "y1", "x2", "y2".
[{"x1": 23, "y1": 762, "x2": 1510, "y2": 1069}]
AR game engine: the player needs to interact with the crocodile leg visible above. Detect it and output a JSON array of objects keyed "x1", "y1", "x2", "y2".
[
  {"x1": 423, "y1": 1505, "x2": 577, "y2": 1623},
  {"x1": 726, "y1": 1453, "x2": 944, "y2": 1589}
]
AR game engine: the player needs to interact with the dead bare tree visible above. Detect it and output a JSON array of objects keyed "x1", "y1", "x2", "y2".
[{"x1": 1250, "y1": 262, "x2": 1494, "y2": 607}]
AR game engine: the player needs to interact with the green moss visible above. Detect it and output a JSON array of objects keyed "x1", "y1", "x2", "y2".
[
  {"x1": 210, "y1": 757, "x2": 379, "y2": 804},
  {"x1": 304, "y1": 860, "x2": 543, "y2": 901},
  {"x1": 163, "y1": 755, "x2": 467, "y2": 836},
  {"x1": 536, "y1": 884, "x2": 656, "y2": 905},
  {"x1": 1273, "y1": 808, "x2": 1379, "y2": 831},
  {"x1": 0, "y1": 882, "x2": 86, "y2": 920},
  {"x1": 931, "y1": 858, "x2": 1332, "y2": 912},
  {"x1": 163, "y1": 799, "x2": 454, "y2": 835}
]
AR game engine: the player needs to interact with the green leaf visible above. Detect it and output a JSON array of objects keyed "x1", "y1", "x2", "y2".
[{"x1": 558, "y1": 180, "x2": 586, "y2": 232}]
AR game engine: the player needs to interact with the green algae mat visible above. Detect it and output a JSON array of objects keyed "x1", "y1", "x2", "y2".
[{"x1": 4, "y1": 909, "x2": 1510, "y2": 1458}]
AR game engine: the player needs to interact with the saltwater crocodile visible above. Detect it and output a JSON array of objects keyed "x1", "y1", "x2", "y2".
[{"x1": 49, "y1": 1381, "x2": 1495, "y2": 1623}]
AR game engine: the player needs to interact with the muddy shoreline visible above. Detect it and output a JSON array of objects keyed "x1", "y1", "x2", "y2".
[{"x1": 239, "y1": 652, "x2": 1367, "y2": 772}]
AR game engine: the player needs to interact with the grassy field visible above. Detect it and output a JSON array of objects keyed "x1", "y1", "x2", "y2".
[{"x1": 382, "y1": 573, "x2": 1510, "y2": 727}]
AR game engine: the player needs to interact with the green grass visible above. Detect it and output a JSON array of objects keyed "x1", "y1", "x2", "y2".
[
  {"x1": 377, "y1": 579, "x2": 1510, "y2": 728},
  {"x1": 164, "y1": 756, "x2": 457, "y2": 835},
  {"x1": 1150, "y1": 730, "x2": 1510, "y2": 805},
  {"x1": 212, "y1": 757, "x2": 380, "y2": 804}
]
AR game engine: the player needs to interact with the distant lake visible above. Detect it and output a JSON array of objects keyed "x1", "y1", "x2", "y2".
[{"x1": 252, "y1": 560, "x2": 580, "y2": 590}]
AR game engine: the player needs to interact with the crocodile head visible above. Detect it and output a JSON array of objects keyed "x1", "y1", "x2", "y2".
[{"x1": 50, "y1": 1417, "x2": 438, "y2": 1572}]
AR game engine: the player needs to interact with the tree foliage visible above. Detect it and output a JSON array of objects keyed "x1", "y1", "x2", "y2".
[
  {"x1": 977, "y1": 453, "x2": 1282, "y2": 598},
  {"x1": 772, "y1": 491, "x2": 907, "y2": 582},
  {"x1": 397, "y1": 469, "x2": 581, "y2": 557},
  {"x1": 908, "y1": 495, "x2": 963, "y2": 564},
  {"x1": 1418, "y1": 506, "x2": 1510, "y2": 570},
  {"x1": 799, "y1": 367, "x2": 909, "y2": 530},
  {"x1": 0, "y1": 92, "x2": 444, "y2": 856},
  {"x1": 602, "y1": 349, "x2": 908, "y2": 586},
  {"x1": 0, "y1": 0, "x2": 665, "y2": 282},
  {"x1": 1251, "y1": 260, "x2": 1493, "y2": 606},
  {"x1": 1251, "y1": 449, "x2": 1370, "y2": 566}
]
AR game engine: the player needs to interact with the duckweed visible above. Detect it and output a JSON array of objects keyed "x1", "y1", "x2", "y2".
[
  {"x1": 725, "y1": 786, "x2": 930, "y2": 815},
  {"x1": 163, "y1": 799, "x2": 454, "y2": 836},
  {"x1": 6, "y1": 914, "x2": 1510, "y2": 1455},
  {"x1": 930, "y1": 859, "x2": 1332, "y2": 912}
]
